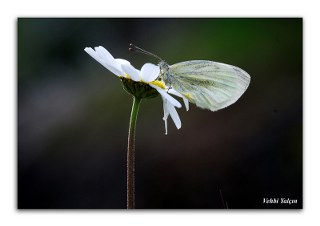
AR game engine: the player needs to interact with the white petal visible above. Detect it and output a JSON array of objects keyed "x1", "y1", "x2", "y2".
[
  {"x1": 182, "y1": 97, "x2": 189, "y2": 111},
  {"x1": 140, "y1": 63, "x2": 160, "y2": 82},
  {"x1": 164, "y1": 119, "x2": 168, "y2": 135},
  {"x1": 149, "y1": 84, "x2": 182, "y2": 108},
  {"x1": 84, "y1": 47, "x2": 124, "y2": 77},
  {"x1": 116, "y1": 58, "x2": 130, "y2": 66},
  {"x1": 114, "y1": 59, "x2": 133, "y2": 77},
  {"x1": 84, "y1": 47, "x2": 104, "y2": 65},
  {"x1": 94, "y1": 46, "x2": 115, "y2": 65},
  {"x1": 121, "y1": 64, "x2": 140, "y2": 81},
  {"x1": 94, "y1": 47, "x2": 124, "y2": 74},
  {"x1": 161, "y1": 95, "x2": 182, "y2": 134},
  {"x1": 168, "y1": 89, "x2": 189, "y2": 111},
  {"x1": 162, "y1": 97, "x2": 169, "y2": 135},
  {"x1": 105, "y1": 64, "x2": 125, "y2": 77},
  {"x1": 166, "y1": 100, "x2": 182, "y2": 130}
]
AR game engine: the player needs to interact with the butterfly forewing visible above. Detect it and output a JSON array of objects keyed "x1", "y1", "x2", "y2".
[{"x1": 169, "y1": 60, "x2": 250, "y2": 111}]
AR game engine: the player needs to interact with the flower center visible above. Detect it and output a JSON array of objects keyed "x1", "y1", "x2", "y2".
[
  {"x1": 149, "y1": 80, "x2": 166, "y2": 89},
  {"x1": 121, "y1": 77, "x2": 159, "y2": 99}
]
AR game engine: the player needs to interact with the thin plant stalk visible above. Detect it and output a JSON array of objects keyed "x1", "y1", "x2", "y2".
[{"x1": 127, "y1": 96, "x2": 141, "y2": 209}]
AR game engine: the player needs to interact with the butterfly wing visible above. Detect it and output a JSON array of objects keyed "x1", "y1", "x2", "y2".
[{"x1": 169, "y1": 60, "x2": 250, "y2": 111}]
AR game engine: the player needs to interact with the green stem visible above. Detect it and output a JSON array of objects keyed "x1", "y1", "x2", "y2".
[{"x1": 127, "y1": 96, "x2": 141, "y2": 209}]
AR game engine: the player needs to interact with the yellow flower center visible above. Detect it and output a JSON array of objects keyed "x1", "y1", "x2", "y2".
[{"x1": 149, "y1": 80, "x2": 166, "y2": 89}]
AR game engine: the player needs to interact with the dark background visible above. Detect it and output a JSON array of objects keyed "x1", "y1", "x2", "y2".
[{"x1": 18, "y1": 18, "x2": 302, "y2": 209}]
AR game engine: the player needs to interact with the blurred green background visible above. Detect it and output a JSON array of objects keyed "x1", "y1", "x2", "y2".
[{"x1": 18, "y1": 18, "x2": 302, "y2": 209}]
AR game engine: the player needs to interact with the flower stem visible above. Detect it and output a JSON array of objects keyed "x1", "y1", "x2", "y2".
[{"x1": 127, "y1": 96, "x2": 141, "y2": 209}]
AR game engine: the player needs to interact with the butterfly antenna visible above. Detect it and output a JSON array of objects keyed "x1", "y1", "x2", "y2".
[{"x1": 129, "y1": 43, "x2": 163, "y2": 61}]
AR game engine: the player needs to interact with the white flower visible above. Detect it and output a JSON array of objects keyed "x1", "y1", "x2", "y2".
[{"x1": 84, "y1": 46, "x2": 189, "y2": 134}]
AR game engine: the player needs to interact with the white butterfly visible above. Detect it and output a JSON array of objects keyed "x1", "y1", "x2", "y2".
[{"x1": 130, "y1": 44, "x2": 251, "y2": 112}]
